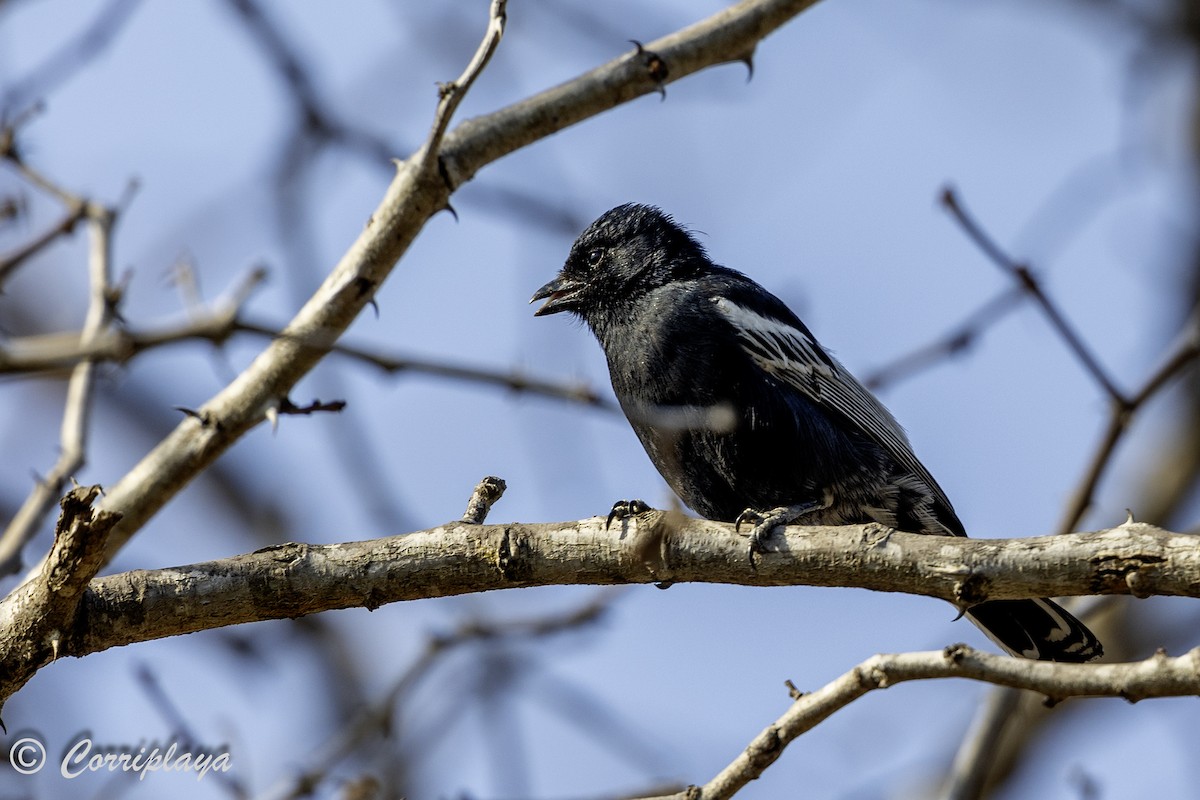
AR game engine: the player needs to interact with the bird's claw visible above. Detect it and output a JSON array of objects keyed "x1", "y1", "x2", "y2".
[
  {"x1": 734, "y1": 507, "x2": 778, "y2": 556},
  {"x1": 606, "y1": 499, "x2": 651, "y2": 529},
  {"x1": 734, "y1": 508, "x2": 764, "y2": 533},
  {"x1": 747, "y1": 522, "x2": 775, "y2": 555},
  {"x1": 735, "y1": 502, "x2": 822, "y2": 554}
]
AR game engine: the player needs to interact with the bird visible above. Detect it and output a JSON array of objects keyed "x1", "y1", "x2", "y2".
[{"x1": 531, "y1": 202, "x2": 1103, "y2": 663}]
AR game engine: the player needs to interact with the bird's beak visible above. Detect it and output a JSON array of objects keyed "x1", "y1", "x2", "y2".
[{"x1": 530, "y1": 274, "x2": 584, "y2": 316}]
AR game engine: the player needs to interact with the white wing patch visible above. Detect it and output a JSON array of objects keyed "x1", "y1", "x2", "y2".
[
  {"x1": 713, "y1": 296, "x2": 954, "y2": 515},
  {"x1": 713, "y1": 297, "x2": 836, "y2": 382}
]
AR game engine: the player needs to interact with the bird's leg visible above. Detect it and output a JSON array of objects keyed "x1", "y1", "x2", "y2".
[
  {"x1": 606, "y1": 499, "x2": 652, "y2": 529},
  {"x1": 735, "y1": 500, "x2": 825, "y2": 553}
]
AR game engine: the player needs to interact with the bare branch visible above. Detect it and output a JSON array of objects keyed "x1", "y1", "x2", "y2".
[
  {"x1": 0, "y1": 267, "x2": 266, "y2": 375},
  {"x1": 259, "y1": 590, "x2": 617, "y2": 800},
  {"x1": 0, "y1": 486, "x2": 121, "y2": 695},
  {"x1": 0, "y1": 105, "x2": 121, "y2": 292},
  {"x1": 0, "y1": 0, "x2": 143, "y2": 113},
  {"x1": 437, "y1": 0, "x2": 825, "y2": 191},
  {"x1": 236, "y1": 320, "x2": 618, "y2": 411},
  {"x1": 0, "y1": 514, "x2": 1186, "y2": 684},
  {"x1": 0, "y1": 199, "x2": 118, "y2": 576},
  {"x1": 461, "y1": 475, "x2": 507, "y2": 524},
  {"x1": 0, "y1": 200, "x2": 88, "y2": 284},
  {"x1": 275, "y1": 397, "x2": 347, "y2": 417},
  {"x1": 936, "y1": 203, "x2": 1200, "y2": 800},
  {"x1": 1, "y1": 498, "x2": 1196, "y2": 724},
  {"x1": 863, "y1": 286, "x2": 1025, "y2": 391},
  {"x1": 224, "y1": 0, "x2": 400, "y2": 165},
  {"x1": 133, "y1": 664, "x2": 249, "y2": 798},
  {"x1": 636, "y1": 645, "x2": 1200, "y2": 800},
  {"x1": 941, "y1": 187, "x2": 1125, "y2": 402},
  {"x1": 0, "y1": 313, "x2": 615, "y2": 411},
  {"x1": 938, "y1": 687, "x2": 1027, "y2": 800},
  {"x1": 1058, "y1": 305, "x2": 1200, "y2": 534},
  {"x1": 419, "y1": 0, "x2": 508, "y2": 177}
]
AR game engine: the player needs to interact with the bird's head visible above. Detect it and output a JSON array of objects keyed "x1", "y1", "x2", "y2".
[{"x1": 531, "y1": 203, "x2": 709, "y2": 320}]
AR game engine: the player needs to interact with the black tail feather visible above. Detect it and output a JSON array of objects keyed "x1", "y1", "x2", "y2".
[{"x1": 966, "y1": 598, "x2": 1103, "y2": 663}]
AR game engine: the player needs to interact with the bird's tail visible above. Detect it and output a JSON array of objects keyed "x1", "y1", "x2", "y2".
[{"x1": 966, "y1": 598, "x2": 1103, "y2": 662}]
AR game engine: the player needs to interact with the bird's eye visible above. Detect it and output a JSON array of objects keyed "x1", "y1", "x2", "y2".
[{"x1": 586, "y1": 247, "x2": 605, "y2": 266}]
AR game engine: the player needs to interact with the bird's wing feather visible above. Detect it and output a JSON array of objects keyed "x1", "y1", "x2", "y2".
[{"x1": 713, "y1": 295, "x2": 954, "y2": 512}]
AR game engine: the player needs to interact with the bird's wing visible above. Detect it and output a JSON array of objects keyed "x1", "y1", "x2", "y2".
[{"x1": 713, "y1": 295, "x2": 955, "y2": 513}]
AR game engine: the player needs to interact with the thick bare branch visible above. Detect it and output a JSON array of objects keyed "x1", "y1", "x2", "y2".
[
  {"x1": 0, "y1": 486, "x2": 121, "y2": 700},
  {"x1": 438, "y1": 0, "x2": 823, "y2": 190},
  {"x1": 1, "y1": 501, "x2": 1195, "y2": 721},
  {"x1": 27, "y1": 515, "x2": 1199, "y2": 666}
]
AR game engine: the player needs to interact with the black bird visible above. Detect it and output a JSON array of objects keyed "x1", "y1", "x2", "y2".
[{"x1": 531, "y1": 203, "x2": 1102, "y2": 663}]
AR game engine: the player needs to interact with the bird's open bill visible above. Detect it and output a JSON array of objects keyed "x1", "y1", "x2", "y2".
[{"x1": 530, "y1": 275, "x2": 583, "y2": 316}]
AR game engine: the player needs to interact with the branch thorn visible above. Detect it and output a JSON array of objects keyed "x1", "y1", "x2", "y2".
[{"x1": 630, "y1": 40, "x2": 668, "y2": 99}]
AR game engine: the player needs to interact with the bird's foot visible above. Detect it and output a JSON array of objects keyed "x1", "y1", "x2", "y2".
[
  {"x1": 735, "y1": 502, "x2": 822, "y2": 553},
  {"x1": 606, "y1": 499, "x2": 651, "y2": 529}
]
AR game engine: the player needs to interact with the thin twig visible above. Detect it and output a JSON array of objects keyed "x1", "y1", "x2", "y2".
[
  {"x1": 0, "y1": 202, "x2": 88, "y2": 285},
  {"x1": 635, "y1": 645, "x2": 1200, "y2": 800},
  {"x1": 257, "y1": 591, "x2": 618, "y2": 800},
  {"x1": 237, "y1": 319, "x2": 617, "y2": 411},
  {"x1": 863, "y1": 286, "x2": 1026, "y2": 391},
  {"x1": 1, "y1": 109, "x2": 90, "y2": 287},
  {"x1": 1057, "y1": 305, "x2": 1200, "y2": 535},
  {"x1": 0, "y1": 268, "x2": 265, "y2": 373},
  {"x1": 0, "y1": 0, "x2": 143, "y2": 113},
  {"x1": 936, "y1": 207, "x2": 1200, "y2": 799},
  {"x1": 0, "y1": 197, "x2": 118, "y2": 576},
  {"x1": 275, "y1": 397, "x2": 347, "y2": 417},
  {"x1": 941, "y1": 187, "x2": 1126, "y2": 402},
  {"x1": 418, "y1": 0, "x2": 508, "y2": 176},
  {"x1": 224, "y1": 0, "x2": 332, "y2": 139},
  {"x1": 0, "y1": 313, "x2": 616, "y2": 411},
  {"x1": 135, "y1": 664, "x2": 248, "y2": 799},
  {"x1": 5, "y1": 148, "x2": 78, "y2": 206}
]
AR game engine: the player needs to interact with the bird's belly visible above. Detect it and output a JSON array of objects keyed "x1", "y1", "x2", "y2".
[
  {"x1": 639, "y1": 423, "x2": 821, "y2": 514},
  {"x1": 635, "y1": 415, "x2": 924, "y2": 532}
]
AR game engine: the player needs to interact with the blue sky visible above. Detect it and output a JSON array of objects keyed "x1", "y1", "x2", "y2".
[{"x1": 1, "y1": 1, "x2": 1196, "y2": 798}]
